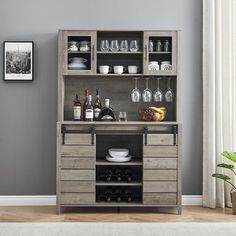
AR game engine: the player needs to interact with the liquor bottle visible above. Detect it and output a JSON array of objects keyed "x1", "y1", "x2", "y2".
[
  {"x1": 98, "y1": 99, "x2": 115, "y2": 121},
  {"x1": 114, "y1": 168, "x2": 123, "y2": 182},
  {"x1": 93, "y1": 89, "x2": 102, "y2": 121},
  {"x1": 85, "y1": 95, "x2": 93, "y2": 121},
  {"x1": 124, "y1": 189, "x2": 132, "y2": 202},
  {"x1": 83, "y1": 89, "x2": 89, "y2": 120},
  {"x1": 124, "y1": 167, "x2": 132, "y2": 182},
  {"x1": 104, "y1": 168, "x2": 113, "y2": 182},
  {"x1": 73, "y1": 94, "x2": 82, "y2": 120},
  {"x1": 115, "y1": 189, "x2": 122, "y2": 202}
]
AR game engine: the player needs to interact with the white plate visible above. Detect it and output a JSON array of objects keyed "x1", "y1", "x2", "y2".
[{"x1": 106, "y1": 155, "x2": 132, "y2": 162}]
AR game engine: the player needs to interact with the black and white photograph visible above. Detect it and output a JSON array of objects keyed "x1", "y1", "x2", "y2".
[{"x1": 3, "y1": 41, "x2": 34, "y2": 81}]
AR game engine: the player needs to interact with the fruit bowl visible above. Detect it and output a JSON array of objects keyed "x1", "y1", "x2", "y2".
[
  {"x1": 108, "y1": 148, "x2": 129, "y2": 158},
  {"x1": 139, "y1": 107, "x2": 166, "y2": 121}
]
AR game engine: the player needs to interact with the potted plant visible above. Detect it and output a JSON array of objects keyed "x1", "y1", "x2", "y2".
[{"x1": 212, "y1": 151, "x2": 236, "y2": 214}]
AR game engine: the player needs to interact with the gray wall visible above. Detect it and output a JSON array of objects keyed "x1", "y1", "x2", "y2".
[{"x1": 0, "y1": 0, "x2": 202, "y2": 195}]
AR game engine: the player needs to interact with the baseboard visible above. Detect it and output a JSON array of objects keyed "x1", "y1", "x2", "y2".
[{"x1": 0, "y1": 195, "x2": 202, "y2": 206}]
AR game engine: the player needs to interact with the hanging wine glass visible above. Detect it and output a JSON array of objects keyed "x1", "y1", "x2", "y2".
[
  {"x1": 142, "y1": 77, "x2": 152, "y2": 102},
  {"x1": 153, "y1": 77, "x2": 163, "y2": 102},
  {"x1": 131, "y1": 77, "x2": 141, "y2": 102},
  {"x1": 165, "y1": 77, "x2": 174, "y2": 102}
]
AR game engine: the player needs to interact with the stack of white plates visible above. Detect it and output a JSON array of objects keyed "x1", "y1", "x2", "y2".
[{"x1": 106, "y1": 148, "x2": 131, "y2": 162}]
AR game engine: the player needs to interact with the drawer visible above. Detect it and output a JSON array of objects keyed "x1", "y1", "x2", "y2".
[
  {"x1": 144, "y1": 158, "x2": 177, "y2": 169},
  {"x1": 143, "y1": 146, "x2": 177, "y2": 156},
  {"x1": 143, "y1": 193, "x2": 177, "y2": 205},
  {"x1": 143, "y1": 170, "x2": 177, "y2": 181},
  {"x1": 61, "y1": 170, "x2": 95, "y2": 181},
  {"x1": 61, "y1": 157, "x2": 95, "y2": 169},
  {"x1": 61, "y1": 193, "x2": 95, "y2": 205},
  {"x1": 61, "y1": 145, "x2": 95, "y2": 157},
  {"x1": 145, "y1": 134, "x2": 176, "y2": 145},
  {"x1": 143, "y1": 181, "x2": 177, "y2": 192},
  {"x1": 61, "y1": 181, "x2": 95, "y2": 193},
  {"x1": 64, "y1": 133, "x2": 95, "y2": 145}
]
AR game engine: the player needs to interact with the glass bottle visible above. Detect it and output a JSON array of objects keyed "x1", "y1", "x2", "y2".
[
  {"x1": 83, "y1": 89, "x2": 89, "y2": 121},
  {"x1": 85, "y1": 95, "x2": 93, "y2": 121},
  {"x1": 73, "y1": 94, "x2": 82, "y2": 121},
  {"x1": 98, "y1": 99, "x2": 116, "y2": 121},
  {"x1": 104, "y1": 168, "x2": 113, "y2": 182},
  {"x1": 93, "y1": 89, "x2": 102, "y2": 121}
]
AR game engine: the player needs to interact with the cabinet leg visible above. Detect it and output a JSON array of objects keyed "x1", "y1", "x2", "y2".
[{"x1": 177, "y1": 206, "x2": 182, "y2": 215}]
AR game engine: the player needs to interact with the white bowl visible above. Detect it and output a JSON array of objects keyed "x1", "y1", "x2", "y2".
[
  {"x1": 106, "y1": 155, "x2": 131, "y2": 162},
  {"x1": 108, "y1": 148, "x2": 129, "y2": 158}
]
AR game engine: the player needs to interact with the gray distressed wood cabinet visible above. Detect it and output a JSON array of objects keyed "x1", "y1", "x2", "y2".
[{"x1": 57, "y1": 30, "x2": 181, "y2": 214}]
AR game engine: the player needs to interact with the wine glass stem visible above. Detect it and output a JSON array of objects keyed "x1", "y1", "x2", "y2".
[
  {"x1": 157, "y1": 78, "x2": 160, "y2": 89},
  {"x1": 135, "y1": 79, "x2": 138, "y2": 89},
  {"x1": 168, "y1": 78, "x2": 171, "y2": 89},
  {"x1": 146, "y1": 79, "x2": 149, "y2": 89}
]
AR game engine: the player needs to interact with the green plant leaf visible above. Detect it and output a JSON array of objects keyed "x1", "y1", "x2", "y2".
[
  {"x1": 222, "y1": 151, "x2": 236, "y2": 163},
  {"x1": 212, "y1": 173, "x2": 231, "y2": 181},
  {"x1": 217, "y1": 163, "x2": 235, "y2": 170}
]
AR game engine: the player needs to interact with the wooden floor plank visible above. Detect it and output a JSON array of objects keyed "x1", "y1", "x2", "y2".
[{"x1": 0, "y1": 206, "x2": 235, "y2": 222}]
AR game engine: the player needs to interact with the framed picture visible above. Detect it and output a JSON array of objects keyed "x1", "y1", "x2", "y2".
[{"x1": 3, "y1": 41, "x2": 34, "y2": 81}]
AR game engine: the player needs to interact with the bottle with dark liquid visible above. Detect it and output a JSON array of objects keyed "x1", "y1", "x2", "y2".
[
  {"x1": 85, "y1": 95, "x2": 93, "y2": 121},
  {"x1": 93, "y1": 89, "x2": 102, "y2": 121},
  {"x1": 98, "y1": 99, "x2": 115, "y2": 121},
  {"x1": 105, "y1": 188, "x2": 113, "y2": 202},
  {"x1": 115, "y1": 189, "x2": 122, "y2": 202},
  {"x1": 83, "y1": 89, "x2": 89, "y2": 120},
  {"x1": 114, "y1": 168, "x2": 123, "y2": 182},
  {"x1": 104, "y1": 168, "x2": 113, "y2": 182},
  {"x1": 124, "y1": 189, "x2": 132, "y2": 202},
  {"x1": 73, "y1": 94, "x2": 82, "y2": 121},
  {"x1": 124, "y1": 167, "x2": 132, "y2": 182}
]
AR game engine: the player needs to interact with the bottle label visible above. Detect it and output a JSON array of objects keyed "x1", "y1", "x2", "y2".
[
  {"x1": 85, "y1": 109, "x2": 93, "y2": 119},
  {"x1": 94, "y1": 108, "x2": 101, "y2": 119},
  {"x1": 73, "y1": 106, "x2": 81, "y2": 120}
]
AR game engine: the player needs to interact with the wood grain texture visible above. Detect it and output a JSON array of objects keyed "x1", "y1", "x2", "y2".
[
  {"x1": 2, "y1": 206, "x2": 236, "y2": 222},
  {"x1": 61, "y1": 145, "x2": 96, "y2": 157},
  {"x1": 61, "y1": 170, "x2": 95, "y2": 181},
  {"x1": 61, "y1": 158, "x2": 95, "y2": 169},
  {"x1": 143, "y1": 181, "x2": 177, "y2": 193},
  {"x1": 146, "y1": 134, "x2": 177, "y2": 145},
  {"x1": 144, "y1": 158, "x2": 177, "y2": 169},
  {"x1": 143, "y1": 170, "x2": 177, "y2": 181},
  {"x1": 143, "y1": 193, "x2": 177, "y2": 205},
  {"x1": 61, "y1": 181, "x2": 95, "y2": 193},
  {"x1": 143, "y1": 146, "x2": 178, "y2": 156},
  {"x1": 61, "y1": 193, "x2": 95, "y2": 205},
  {"x1": 64, "y1": 134, "x2": 95, "y2": 145}
]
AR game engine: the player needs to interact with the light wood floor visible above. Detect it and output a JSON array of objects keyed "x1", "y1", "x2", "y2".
[{"x1": 0, "y1": 206, "x2": 235, "y2": 222}]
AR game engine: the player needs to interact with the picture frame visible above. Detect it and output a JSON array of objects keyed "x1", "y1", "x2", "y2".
[{"x1": 3, "y1": 41, "x2": 34, "y2": 81}]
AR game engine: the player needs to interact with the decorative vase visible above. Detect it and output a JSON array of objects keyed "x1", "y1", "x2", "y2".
[{"x1": 231, "y1": 191, "x2": 236, "y2": 215}]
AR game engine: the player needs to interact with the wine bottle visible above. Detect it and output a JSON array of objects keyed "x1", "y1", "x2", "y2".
[
  {"x1": 115, "y1": 189, "x2": 122, "y2": 202},
  {"x1": 83, "y1": 89, "x2": 89, "y2": 120},
  {"x1": 93, "y1": 89, "x2": 102, "y2": 121},
  {"x1": 124, "y1": 167, "x2": 132, "y2": 182},
  {"x1": 98, "y1": 99, "x2": 115, "y2": 121},
  {"x1": 114, "y1": 168, "x2": 123, "y2": 182},
  {"x1": 124, "y1": 189, "x2": 132, "y2": 202},
  {"x1": 85, "y1": 95, "x2": 93, "y2": 121},
  {"x1": 73, "y1": 94, "x2": 82, "y2": 120},
  {"x1": 105, "y1": 188, "x2": 113, "y2": 202},
  {"x1": 104, "y1": 168, "x2": 113, "y2": 182}
]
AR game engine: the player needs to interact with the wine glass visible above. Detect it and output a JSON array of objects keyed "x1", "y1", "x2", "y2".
[
  {"x1": 131, "y1": 77, "x2": 141, "y2": 102},
  {"x1": 110, "y1": 40, "x2": 119, "y2": 51},
  {"x1": 142, "y1": 78, "x2": 152, "y2": 102},
  {"x1": 165, "y1": 77, "x2": 174, "y2": 102},
  {"x1": 153, "y1": 77, "x2": 163, "y2": 102},
  {"x1": 129, "y1": 40, "x2": 139, "y2": 52},
  {"x1": 120, "y1": 40, "x2": 129, "y2": 52},
  {"x1": 100, "y1": 40, "x2": 109, "y2": 51}
]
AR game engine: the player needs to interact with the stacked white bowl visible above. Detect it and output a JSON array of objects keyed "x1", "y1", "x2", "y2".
[{"x1": 106, "y1": 148, "x2": 131, "y2": 162}]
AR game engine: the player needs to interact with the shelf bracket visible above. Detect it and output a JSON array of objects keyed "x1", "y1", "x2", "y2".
[
  {"x1": 144, "y1": 126, "x2": 148, "y2": 145},
  {"x1": 61, "y1": 125, "x2": 66, "y2": 145},
  {"x1": 90, "y1": 126, "x2": 96, "y2": 145},
  {"x1": 172, "y1": 125, "x2": 178, "y2": 145}
]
